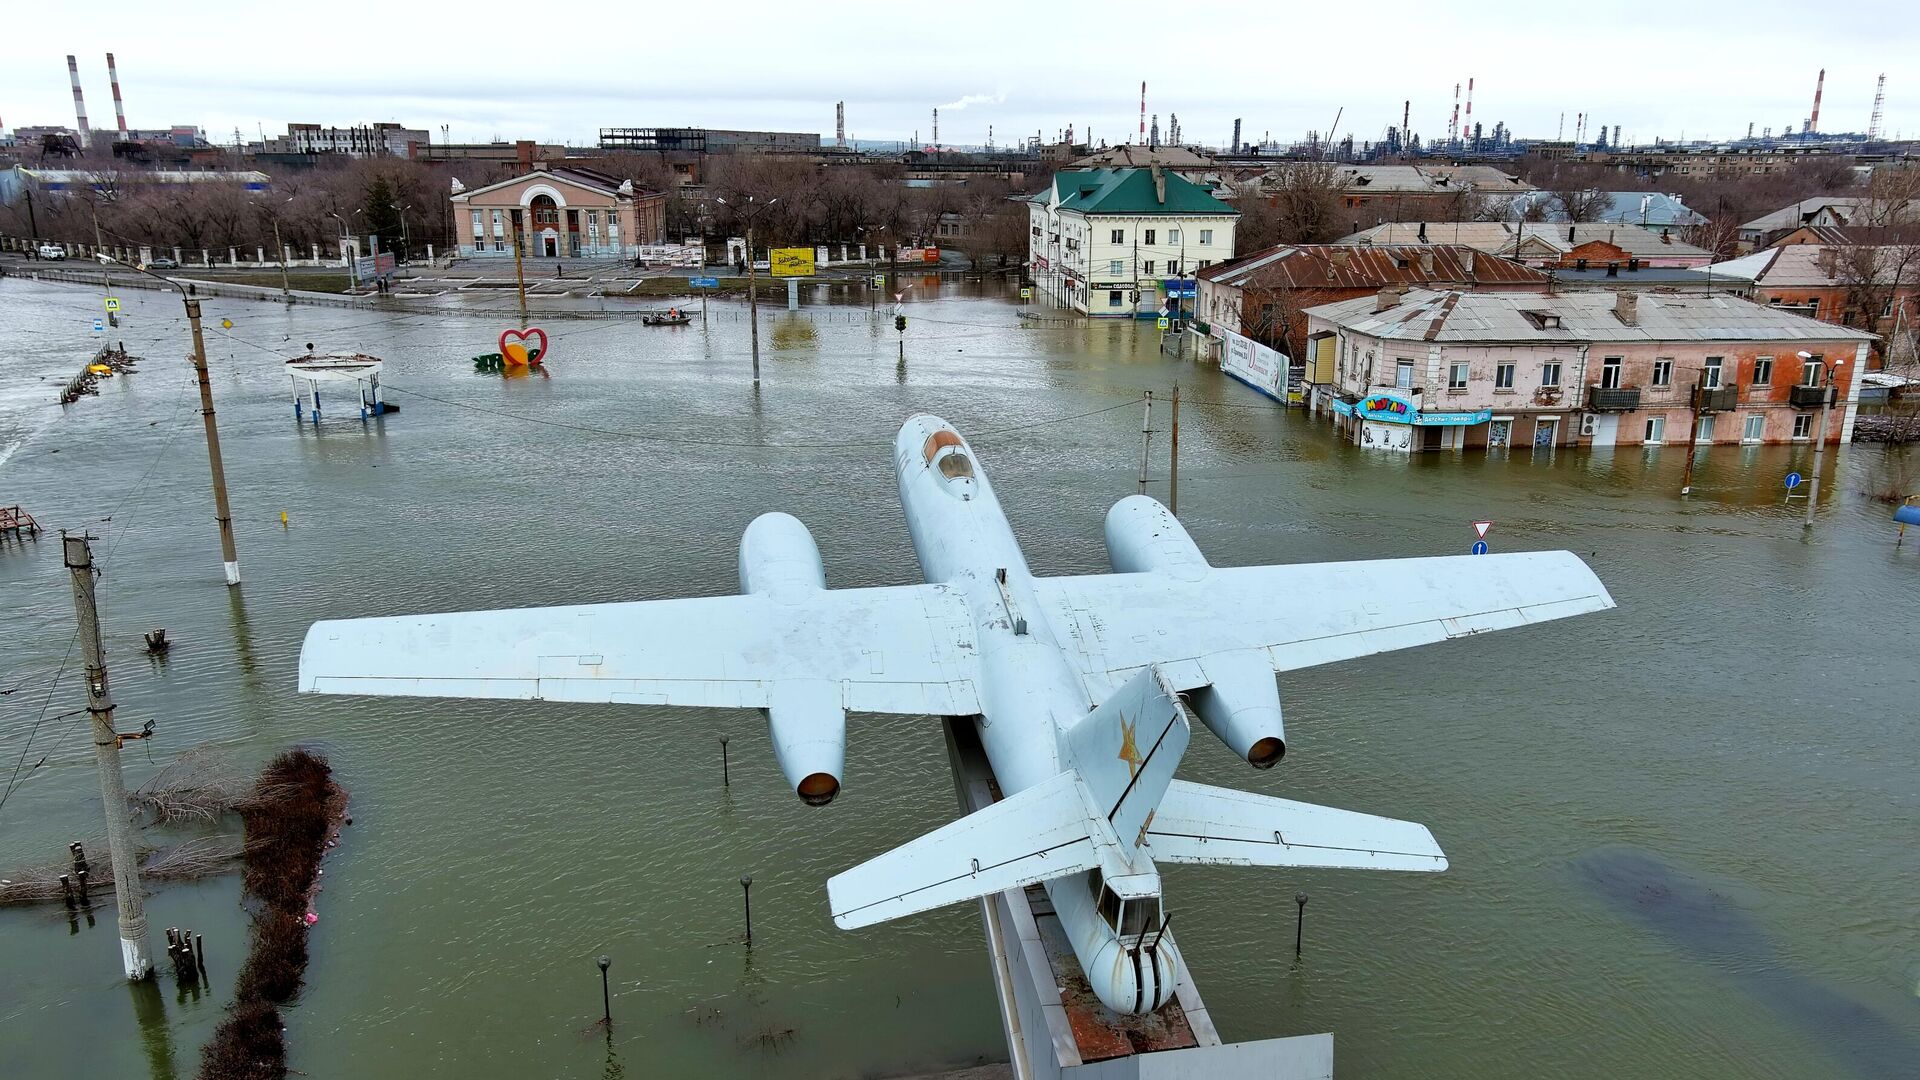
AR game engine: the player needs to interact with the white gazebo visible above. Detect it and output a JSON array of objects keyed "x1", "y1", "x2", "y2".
[{"x1": 285, "y1": 353, "x2": 387, "y2": 423}]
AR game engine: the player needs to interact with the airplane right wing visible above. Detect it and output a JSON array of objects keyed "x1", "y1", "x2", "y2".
[
  {"x1": 1034, "y1": 550, "x2": 1612, "y2": 692},
  {"x1": 1143, "y1": 779, "x2": 1446, "y2": 872}
]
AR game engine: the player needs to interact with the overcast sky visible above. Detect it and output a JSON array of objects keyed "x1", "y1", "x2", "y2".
[{"x1": 6, "y1": 1, "x2": 1918, "y2": 150}]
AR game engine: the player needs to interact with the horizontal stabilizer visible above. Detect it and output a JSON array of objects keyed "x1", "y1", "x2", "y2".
[
  {"x1": 1144, "y1": 779, "x2": 1446, "y2": 872},
  {"x1": 828, "y1": 771, "x2": 1112, "y2": 930}
]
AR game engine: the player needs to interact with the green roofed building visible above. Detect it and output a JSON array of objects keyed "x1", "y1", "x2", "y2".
[{"x1": 1026, "y1": 165, "x2": 1238, "y2": 318}]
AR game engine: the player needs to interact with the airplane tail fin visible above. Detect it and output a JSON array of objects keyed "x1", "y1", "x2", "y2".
[
  {"x1": 1059, "y1": 664, "x2": 1191, "y2": 858},
  {"x1": 828, "y1": 666, "x2": 1193, "y2": 931},
  {"x1": 1143, "y1": 779, "x2": 1447, "y2": 872}
]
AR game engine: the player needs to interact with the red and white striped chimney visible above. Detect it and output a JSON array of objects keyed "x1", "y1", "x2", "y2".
[
  {"x1": 67, "y1": 55, "x2": 91, "y2": 149},
  {"x1": 107, "y1": 53, "x2": 128, "y2": 137}
]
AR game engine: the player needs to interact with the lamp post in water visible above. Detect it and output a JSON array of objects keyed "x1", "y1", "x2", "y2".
[{"x1": 716, "y1": 195, "x2": 778, "y2": 384}]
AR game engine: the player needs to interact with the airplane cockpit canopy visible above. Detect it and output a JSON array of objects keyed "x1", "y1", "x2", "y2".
[{"x1": 923, "y1": 429, "x2": 976, "y2": 497}]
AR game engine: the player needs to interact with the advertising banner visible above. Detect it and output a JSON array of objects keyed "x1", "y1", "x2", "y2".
[
  {"x1": 1218, "y1": 328, "x2": 1288, "y2": 401},
  {"x1": 770, "y1": 248, "x2": 816, "y2": 277}
]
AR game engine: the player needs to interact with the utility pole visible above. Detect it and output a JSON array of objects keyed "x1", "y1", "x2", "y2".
[
  {"x1": 1169, "y1": 384, "x2": 1180, "y2": 516},
  {"x1": 718, "y1": 194, "x2": 778, "y2": 385},
  {"x1": 1138, "y1": 390, "x2": 1154, "y2": 495},
  {"x1": 93, "y1": 253, "x2": 242, "y2": 583},
  {"x1": 185, "y1": 300, "x2": 241, "y2": 584},
  {"x1": 64, "y1": 533, "x2": 154, "y2": 981},
  {"x1": 1803, "y1": 354, "x2": 1845, "y2": 528},
  {"x1": 1679, "y1": 383, "x2": 1703, "y2": 496},
  {"x1": 271, "y1": 216, "x2": 291, "y2": 305},
  {"x1": 747, "y1": 218, "x2": 761, "y2": 383},
  {"x1": 512, "y1": 213, "x2": 528, "y2": 328}
]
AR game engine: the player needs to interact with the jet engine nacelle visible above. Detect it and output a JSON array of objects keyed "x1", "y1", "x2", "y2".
[
  {"x1": 1187, "y1": 649, "x2": 1287, "y2": 769},
  {"x1": 1104, "y1": 495, "x2": 1209, "y2": 581},
  {"x1": 740, "y1": 516, "x2": 846, "y2": 804},
  {"x1": 739, "y1": 512, "x2": 827, "y2": 599},
  {"x1": 766, "y1": 680, "x2": 847, "y2": 806}
]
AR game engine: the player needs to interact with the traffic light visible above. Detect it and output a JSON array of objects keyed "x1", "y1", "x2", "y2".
[{"x1": 894, "y1": 314, "x2": 907, "y2": 332}]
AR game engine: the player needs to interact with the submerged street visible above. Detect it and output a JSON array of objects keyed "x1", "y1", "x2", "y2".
[{"x1": 1, "y1": 276, "x2": 1916, "y2": 1079}]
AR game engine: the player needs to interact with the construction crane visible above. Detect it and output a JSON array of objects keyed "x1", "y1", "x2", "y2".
[{"x1": 1868, "y1": 74, "x2": 1887, "y2": 141}]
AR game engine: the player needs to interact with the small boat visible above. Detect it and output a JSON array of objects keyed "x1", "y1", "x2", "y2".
[{"x1": 642, "y1": 311, "x2": 693, "y2": 327}]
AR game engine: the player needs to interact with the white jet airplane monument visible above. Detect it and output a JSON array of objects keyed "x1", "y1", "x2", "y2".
[{"x1": 300, "y1": 414, "x2": 1613, "y2": 1015}]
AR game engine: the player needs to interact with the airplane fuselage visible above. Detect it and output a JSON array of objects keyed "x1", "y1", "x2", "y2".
[{"x1": 894, "y1": 416, "x2": 1180, "y2": 1014}]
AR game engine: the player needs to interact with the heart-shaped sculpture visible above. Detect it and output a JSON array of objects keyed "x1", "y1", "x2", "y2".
[{"x1": 499, "y1": 327, "x2": 547, "y2": 366}]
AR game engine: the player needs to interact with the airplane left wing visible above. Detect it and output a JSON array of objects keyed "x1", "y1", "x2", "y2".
[
  {"x1": 297, "y1": 583, "x2": 981, "y2": 716},
  {"x1": 1034, "y1": 550, "x2": 1612, "y2": 693}
]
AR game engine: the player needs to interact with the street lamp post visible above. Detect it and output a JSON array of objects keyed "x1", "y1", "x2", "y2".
[
  {"x1": 328, "y1": 211, "x2": 358, "y2": 289},
  {"x1": 96, "y1": 254, "x2": 241, "y2": 585},
  {"x1": 1800, "y1": 350, "x2": 1845, "y2": 528},
  {"x1": 272, "y1": 196, "x2": 294, "y2": 305},
  {"x1": 717, "y1": 195, "x2": 779, "y2": 384}
]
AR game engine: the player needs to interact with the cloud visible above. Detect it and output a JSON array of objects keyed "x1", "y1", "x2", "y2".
[{"x1": 936, "y1": 91, "x2": 1007, "y2": 112}]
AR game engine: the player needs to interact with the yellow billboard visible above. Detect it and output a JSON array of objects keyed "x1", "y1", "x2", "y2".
[{"x1": 770, "y1": 248, "x2": 816, "y2": 277}]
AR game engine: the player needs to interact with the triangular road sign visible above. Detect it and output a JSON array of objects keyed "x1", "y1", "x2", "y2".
[{"x1": 1472, "y1": 521, "x2": 1493, "y2": 538}]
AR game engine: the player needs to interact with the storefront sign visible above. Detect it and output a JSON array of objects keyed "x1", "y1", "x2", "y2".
[
  {"x1": 1414, "y1": 409, "x2": 1493, "y2": 427},
  {"x1": 1354, "y1": 394, "x2": 1416, "y2": 423},
  {"x1": 1330, "y1": 399, "x2": 1354, "y2": 417},
  {"x1": 1161, "y1": 278, "x2": 1196, "y2": 299}
]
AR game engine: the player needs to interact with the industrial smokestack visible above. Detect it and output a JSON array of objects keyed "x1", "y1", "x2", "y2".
[
  {"x1": 835, "y1": 101, "x2": 844, "y2": 148},
  {"x1": 1232, "y1": 117, "x2": 1241, "y2": 154},
  {"x1": 1809, "y1": 68, "x2": 1825, "y2": 133},
  {"x1": 67, "y1": 55, "x2": 91, "y2": 149},
  {"x1": 106, "y1": 52, "x2": 127, "y2": 137},
  {"x1": 1139, "y1": 81, "x2": 1147, "y2": 145},
  {"x1": 1403, "y1": 100, "x2": 1410, "y2": 137},
  {"x1": 932, "y1": 107, "x2": 938, "y2": 152}
]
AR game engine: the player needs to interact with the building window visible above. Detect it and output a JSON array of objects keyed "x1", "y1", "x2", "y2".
[
  {"x1": 1110, "y1": 259, "x2": 1125, "y2": 275},
  {"x1": 1644, "y1": 415, "x2": 1666, "y2": 444},
  {"x1": 471, "y1": 210, "x2": 484, "y2": 246},
  {"x1": 1168, "y1": 229, "x2": 1181, "y2": 243},
  {"x1": 1752, "y1": 357, "x2": 1773, "y2": 386},
  {"x1": 1144, "y1": 229, "x2": 1156, "y2": 245},
  {"x1": 1395, "y1": 360, "x2": 1415, "y2": 389},
  {"x1": 1696, "y1": 414, "x2": 1715, "y2": 442},
  {"x1": 1801, "y1": 356, "x2": 1824, "y2": 386},
  {"x1": 1198, "y1": 260, "x2": 1210, "y2": 269},
  {"x1": 1600, "y1": 357, "x2": 1622, "y2": 389},
  {"x1": 1143, "y1": 260, "x2": 1156, "y2": 274},
  {"x1": 1652, "y1": 358, "x2": 1673, "y2": 387},
  {"x1": 1199, "y1": 229, "x2": 1213, "y2": 245},
  {"x1": 1743, "y1": 414, "x2": 1765, "y2": 443},
  {"x1": 1111, "y1": 229, "x2": 1124, "y2": 244},
  {"x1": 1542, "y1": 361, "x2": 1562, "y2": 387},
  {"x1": 1702, "y1": 356, "x2": 1723, "y2": 389},
  {"x1": 1793, "y1": 413, "x2": 1813, "y2": 439},
  {"x1": 1449, "y1": 361, "x2": 1469, "y2": 390},
  {"x1": 1495, "y1": 362, "x2": 1515, "y2": 390},
  {"x1": 1167, "y1": 260, "x2": 1180, "y2": 275},
  {"x1": 1108, "y1": 290, "x2": 1124, "y2": 307}
]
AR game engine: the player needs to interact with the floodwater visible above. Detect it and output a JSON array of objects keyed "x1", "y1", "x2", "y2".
[{"x1": 1, "y1": 275, "x2": 1916, "y2": 1079}]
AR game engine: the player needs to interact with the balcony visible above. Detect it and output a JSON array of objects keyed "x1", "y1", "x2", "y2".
[
  {"x1": 1694, "y1": 386, "x2": 1738, "y2": 412},
  {"x1": 1587, "y1": 385, "x2": 1641, "y2": 411},
  {"x1": 1789, "y1": 384, "x2": 1831, "y2": 408}
]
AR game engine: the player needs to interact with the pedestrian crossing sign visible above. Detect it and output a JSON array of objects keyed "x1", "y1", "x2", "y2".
[
  {"x1": 1020, "y1": 287, "x2": 1032, "y2": 299},
  {"x1": 1156, "y1": 316, "x2": 1170, "y2": 329},
  {"x1": 104, "y1": 297, "x2": 121, "y2": 312}
]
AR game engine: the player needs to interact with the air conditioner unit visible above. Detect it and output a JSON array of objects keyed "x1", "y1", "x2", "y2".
[{"x1": 1579, "y1": 413, "x2": 1598, "y2": 437}]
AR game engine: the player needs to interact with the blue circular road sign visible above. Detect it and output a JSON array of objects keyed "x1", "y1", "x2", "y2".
[
  {"x1": 1785, "y1": 472, "x2": 1803, "y2": 490},
  {"x1": 1471, "y1": 540, "x2": 1489, "y2": 555}
]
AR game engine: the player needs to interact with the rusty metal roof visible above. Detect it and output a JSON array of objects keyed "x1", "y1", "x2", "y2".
[{"x1": 1195, "y1": 244, "x2": 1549, "y2": 290}]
